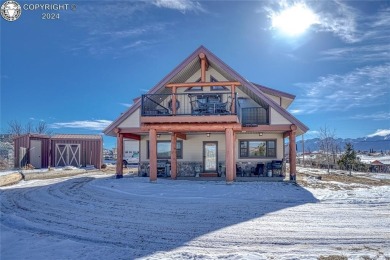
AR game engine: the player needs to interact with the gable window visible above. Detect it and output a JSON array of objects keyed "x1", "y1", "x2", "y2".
[
  {"x1": 239, "y1": 140, "x2": 276, "y2": 158},
  {"x1": 210, "y1": 75, "x2": 228, "y2": 91},
  {"x1": 185, "y1": 78, "x2": 203, "y2": 92},
  {"x1": 147, "y1": 140, "x2": 183, "y2": 159}
]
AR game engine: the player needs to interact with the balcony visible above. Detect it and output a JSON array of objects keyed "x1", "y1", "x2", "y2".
[
  {"x1": 141, "y1": 92, "x2": 237, "y2": 117},
  {"x1": 141, "y1": 93, "x2": 270, "y2": 126}
]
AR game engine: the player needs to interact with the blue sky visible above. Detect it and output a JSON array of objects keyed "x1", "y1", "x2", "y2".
[{"x1": 1, "y1": 0, "x2": 389, "y2": 148}]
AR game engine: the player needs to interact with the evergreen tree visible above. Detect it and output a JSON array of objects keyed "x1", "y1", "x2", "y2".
[{"x1": 338, "y1": 143, "x2": 359, "y2": 175}]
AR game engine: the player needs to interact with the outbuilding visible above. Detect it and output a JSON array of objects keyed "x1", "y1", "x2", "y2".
[
  {"x1": 14, "y1": 134, "x2": 102, "y2": 169},
  {"x1": 14, "y1": 134, "x2": 51, "y2": 169}
]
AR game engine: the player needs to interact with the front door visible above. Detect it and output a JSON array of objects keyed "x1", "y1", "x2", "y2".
[{"x1": 203, "y1": 141, "x2": 218, "y2": 172}]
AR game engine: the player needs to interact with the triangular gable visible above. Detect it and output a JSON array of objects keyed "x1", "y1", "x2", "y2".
[
  {"x1": 104, "y1": 46, "x2": 206, "y2": 136},
  {"x1": 104, "y1": 45, "x2": 309, "y2": 136}
]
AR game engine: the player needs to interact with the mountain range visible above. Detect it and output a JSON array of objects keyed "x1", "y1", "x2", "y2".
[{"x1": 296, "y1": 134, "x2": 390, "y2": 153}]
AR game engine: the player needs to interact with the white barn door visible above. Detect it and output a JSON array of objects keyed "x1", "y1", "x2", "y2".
[
  {"x1": 55, "y1": 144, "x2": 81, "y2": 167},
  {"x1": 56, "y1": 144, "x2": 68, "y2": 167},
  {"x1": 68, "y1": 144, "x2": 80, "y2": 167}
]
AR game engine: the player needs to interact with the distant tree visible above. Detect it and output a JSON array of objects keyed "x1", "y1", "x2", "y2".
[
  {"x1": 338, "y1": 143, "x2": 359, "y2": 175},
  {"x1": 7, "y1": 120, "x2": 51, "y2": 137},
  {"x1": 34, "y1": 121, "x2": 51, "y2": 135},
  {"x1": 7, "y1": 120, "x2": 23, "y2": 137},
  {"x1": 317, "y1": 126, "x2": 338, "y2": 173}
]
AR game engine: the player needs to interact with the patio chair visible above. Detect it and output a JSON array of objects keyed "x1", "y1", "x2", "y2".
[
  {"x1": 190, "y1": 100, "x2": 208, "y2": 115},
  {"x1": 254, "y1": 163, "x2": 265, "y2": 177},
  {"x1": 271, "y1": 159, "x2": 283, "y2": 176},
  {"x1": 236, "y1": 164, "x2": 243, "y2": 177}
]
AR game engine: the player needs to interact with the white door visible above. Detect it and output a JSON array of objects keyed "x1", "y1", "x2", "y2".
[
  {"x1": 56, "y1": 144, "x2": 68, "y2": 167},
  {"x1": 30, "y1": 140, "x2": 42, "y2": 168},
  {"x1": 68, "y1": 144, "x2": 80, "y2": 167}
]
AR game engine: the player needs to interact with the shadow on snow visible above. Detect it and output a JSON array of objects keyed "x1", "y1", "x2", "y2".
[{"x1": 0, "y1": 176, "x2": 318, "y2": 259}]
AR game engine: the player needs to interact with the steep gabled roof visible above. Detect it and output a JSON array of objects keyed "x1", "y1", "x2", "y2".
[
  {"x1": 104, "y1": 45, "x2": 309, "y2": 135},
  {"x1": 251, "y1": 82, "x2": 295, "y2": 100}
]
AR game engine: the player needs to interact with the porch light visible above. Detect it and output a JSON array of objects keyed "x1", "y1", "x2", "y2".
[
  {"x1": 259, "y1": 132, "x2": 263, "y2": 136},
  {"x1": 206, "y1": 133, "x2": 210, "y2": 137},
  {"x1": 157, "y1": 134, "x2": 161, "y2": 138}
]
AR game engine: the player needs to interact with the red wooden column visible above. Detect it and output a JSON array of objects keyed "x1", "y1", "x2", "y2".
[
  {"x1": 149, "y1": 129, "x2": 157, "y2": 182},
  {"x1": 225, "y1": 128, "x2": 234, "y2": 183},
  {"x1": 170, "y1": 133, "x2": 177, "y2": 179},
  {"x1": 233, "y1": 131, "x2": 237, "y2": 180},
  {"x1": 199, "y1": 53, "x2": 207, "y2": 82},
  {"x1": 289, "y1": 125, "x2": 297, "y2": 181},
  {"x1": 115, "y1": 130, "x2": 124, "y2": 178}
]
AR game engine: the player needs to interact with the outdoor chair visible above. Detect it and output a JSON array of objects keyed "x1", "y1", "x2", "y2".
[
  {"x1": 190, "y1": 100, "x2": 208, "y2": 115},
  {"x1": 254, "y1": 163, "x2": 265, "y2": 177},
  {"x1": 236, "y1": 164, "x2": 243, "y2": 177},
  {"x1": 271, "y1": 159, "x2": 283, "y2": 176}
]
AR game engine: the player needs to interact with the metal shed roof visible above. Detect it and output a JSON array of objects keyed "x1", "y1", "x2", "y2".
[{"x1": 51, "y1": 134, "x2": 102, "y2": 140}]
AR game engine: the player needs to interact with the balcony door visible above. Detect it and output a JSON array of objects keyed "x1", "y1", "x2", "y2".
[{"x1": 203, "y1": 141, "x2": 218, "y2": 172}]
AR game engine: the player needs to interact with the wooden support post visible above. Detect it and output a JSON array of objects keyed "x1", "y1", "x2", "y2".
[
  {"x1": 116, "y1": 131, "x2": 124, "y2": 178},
  {"x1": 149, "y1": 129, "x2": 157, "y2": 182},
  {"x1": 170, "y1": 133, "x2": 177, "y2": 179},
  {"x1": 200, "y1": 53, "x2": 207, "y2": 82},
  {"x1": 225, "y1": 128, "x2": 234, "y2": 183},
  {"x1": 289, "y1": 125, "x2": 297, "y2": 181},
  {"x1": 172, "y1": 86, "x2": 177, "y2": 115},
  {"x1": 233, "y1": 131, "x2": 237, "y2": 180}
]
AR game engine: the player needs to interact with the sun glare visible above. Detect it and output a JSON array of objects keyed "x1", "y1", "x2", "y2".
[{"x1": 271, "y1": 3, "x2": 318, "y2": 36}]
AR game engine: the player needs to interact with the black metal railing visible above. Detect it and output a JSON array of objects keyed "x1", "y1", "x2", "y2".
[
  {"x1": 241, "y1": 107, "x2": 269, "y2": 126},
  {"x1": 141, "y1": 92, "x2": 237, "y2": 116}
]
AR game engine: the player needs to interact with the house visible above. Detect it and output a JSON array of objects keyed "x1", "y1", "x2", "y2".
[
  {"x1": 104, "y1": 46, "x2": 308, "y2": 182},
  {"x1": 13, "y1": 134, "x2": 103, "y2": 169}
]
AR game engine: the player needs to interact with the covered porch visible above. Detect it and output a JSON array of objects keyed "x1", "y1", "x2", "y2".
[{"x1": 114, "y1": 123, "x2": 298, "y2": 182}]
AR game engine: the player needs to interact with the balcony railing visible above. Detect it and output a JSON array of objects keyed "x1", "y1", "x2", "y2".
[
  {"x1": 141, "y1": 92, "x2": 237, "y2": 116},
  {"x1": 241, "y1": 107, "x2": 269, "y2": 126}
]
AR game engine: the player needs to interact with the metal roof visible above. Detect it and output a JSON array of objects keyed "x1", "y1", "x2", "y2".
[
  {"x1": 51, "y1": 134, "x2": 102, "y2": 140},
  {"x1": 13, "y1": 133, "x2": 51, "y2": 140},
  {"x1": 251, "y1": 83, "x2": 295, "y2": 100}
]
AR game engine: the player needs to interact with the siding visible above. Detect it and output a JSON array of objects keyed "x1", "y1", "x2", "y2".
[
  {"x1": 119, "y1": 108, "x2": 140, "y2": 128},
  {"x1": 270, "y1": 107, "x2": 291, "y2": 125},
  {"x1": 13, "y1": 134, "x2": 50, "y2": 168},
  {"x1": 51, "y1": 138, "x2": 102, "y2": 169}
]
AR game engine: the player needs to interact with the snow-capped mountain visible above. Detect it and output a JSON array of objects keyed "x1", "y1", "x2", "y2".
[{"x1": 296, "y1": 134, "x2": 390, "y2": 153}]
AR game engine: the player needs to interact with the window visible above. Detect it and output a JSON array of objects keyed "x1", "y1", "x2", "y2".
[
  {"x1": 185, "y1": 78, "x2": 203, "y2": 92},
  {"x1": 210, "y1": 75, "x2": 228, "y2": 91},
  {"x1": 239, "y1": 140, "x2": 276, "y2": 158},
  {"x1": 147, "y1": 140, "x2": 183, "y2": 159}
]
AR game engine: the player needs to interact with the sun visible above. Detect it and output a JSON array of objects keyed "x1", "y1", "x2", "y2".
[{"x1": 271, "y1": 3, "x2": 319, "y2": 36}]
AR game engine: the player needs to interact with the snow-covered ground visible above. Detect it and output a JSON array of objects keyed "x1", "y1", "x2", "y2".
[{"x1": 1, "y1": 172, "x2": 389, "y2": 259}]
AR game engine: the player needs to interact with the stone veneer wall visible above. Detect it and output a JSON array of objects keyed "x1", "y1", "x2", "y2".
[{"x1": 139, "y1": 161, "x2": 281, "y2": 177}]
